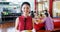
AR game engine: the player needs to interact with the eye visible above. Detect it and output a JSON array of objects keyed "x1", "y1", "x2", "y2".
[{"x1": 23, "y1": 7, "x2": 25, "y2": 9}]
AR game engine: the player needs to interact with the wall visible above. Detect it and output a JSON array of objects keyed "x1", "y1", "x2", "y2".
[
  {"x1": 6, "y1": 0, "x2": 35, "y2": 11},
  {"x1": 53, "y1": 1, "x2": 60, "y2": 17}
]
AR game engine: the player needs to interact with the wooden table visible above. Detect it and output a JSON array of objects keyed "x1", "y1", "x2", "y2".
[
  {"x1": 37, "y1": 30, "x2": 60, "y2": 32},
  {"x1": 37, "y1": 30, "x2": 50, "y2": 32}
]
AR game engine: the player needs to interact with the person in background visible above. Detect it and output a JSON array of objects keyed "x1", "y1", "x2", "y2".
[
  {"x1": 15, "y1": 2, "x2": 33, "y2": 32},
  {"x1": 44, "y1": 13, "x2": 54, "y2": 31},
  {"x1": 44, "y1": 10, "x2": 47, "y2": 13},
  {"x1": 33, "y1": 12, "x2": 40, "y2": 31},
  {"x1": 33, "y1": 12, "x2": 44, "y2": 31},
  {"x1": 30, "y1": 11, "x2": 34, "y2": 18},
  {"x1": 44, "y1": 10, "x2": 50, "y2": 17}
]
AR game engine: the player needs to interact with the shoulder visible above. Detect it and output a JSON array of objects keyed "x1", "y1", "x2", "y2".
[
  {"x1": 16, "y1": 16, "x2": 23, "y2": 21},
  {"x1": 26, "y1": 16, "x2": 32, "y2": 18},
  {"x1": 16, "y1": 17, "x2": 19, "y2": 21},
  {"x1": 18, "y1": 16, "x2": 24, "y2": 18},
  {"x1": 29, "y1": 16, "x2": 32, "y2": 18}
]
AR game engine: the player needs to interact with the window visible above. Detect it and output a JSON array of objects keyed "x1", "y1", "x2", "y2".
[
  {"x1": 36, "y1": 0, "x2": 49, "y2": 15},
  {"x1": 53, "y1": 1, "x2": 60, "y2": 18}
]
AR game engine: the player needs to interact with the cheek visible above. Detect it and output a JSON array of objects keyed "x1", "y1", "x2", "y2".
[
  {"x1": 22, "y1": 8, "x2": 25, "y2": 12},
  {"x1": 26, "y1": 9, "x2": 30, "y2": 12},
  {"x1": 24, "y1": 9, "x2": 30, "y2": 13}
]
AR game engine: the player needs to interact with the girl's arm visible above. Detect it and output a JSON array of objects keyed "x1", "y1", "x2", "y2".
[
  {"x1": 15, "y1": 17, "x2": 20, "y2": 32},
  {"x1": 32, "y1": 18, "x2": 36, "y2": 32}
]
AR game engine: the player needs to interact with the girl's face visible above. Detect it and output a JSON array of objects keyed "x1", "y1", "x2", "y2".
[{"x1": 22, "y1": 4, "x2": 30, "y2": 14}]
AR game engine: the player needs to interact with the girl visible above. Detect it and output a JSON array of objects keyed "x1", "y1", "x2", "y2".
[
  {"x1": 44, "y1": 13, "x2": 54, "y2": 31},
  {"x1": 15, "y1": 2, "x2": 33, "y2": 32}
]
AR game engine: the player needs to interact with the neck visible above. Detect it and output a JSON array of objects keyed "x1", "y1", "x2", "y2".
[{"x1": 22, "y1": 13, "x2": 28, "y2": 17}]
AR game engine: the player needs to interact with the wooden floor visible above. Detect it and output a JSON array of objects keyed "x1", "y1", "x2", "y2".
[
  {"x1": 0, "y1": 22, "x2": 15, "y2": 32},
  {"x1": 0, "y1": 22, "x2": 15, "y2": 28}
]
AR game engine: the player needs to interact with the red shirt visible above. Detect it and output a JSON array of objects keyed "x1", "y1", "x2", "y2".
[
  {"x1": 34, "y1": 18, "x2": 44, "y2": 30},
  {"x1": 17, "y1": 16, "x2": 33, "y2": 31}
]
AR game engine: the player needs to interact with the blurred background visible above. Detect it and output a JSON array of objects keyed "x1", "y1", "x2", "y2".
[{"x1": 0, "y1": 0, "x2": 60, "y2": 32}]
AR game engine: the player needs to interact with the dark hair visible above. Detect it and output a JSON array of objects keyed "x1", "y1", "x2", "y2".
[
  {"x1": 44, "y1": 10, "x2": 47, "y2": 13},
  {"x1": 21, "y1": 2, "x2": 30, "y2": 14},
  {"x1": 45, "y1": 13, "x2": 48, "y2": 17},
  {"x1": 31, "y1": 11, "x2": 34, "y2": 18},
  {"x1": 40, "y1": 14, "x2": 42, "y2": 17},
  {"x1": 21, "y1": 2, "x2": 30, "y2": 8}
]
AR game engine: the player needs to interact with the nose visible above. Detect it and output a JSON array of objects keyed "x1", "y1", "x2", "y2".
[
  {"x1": 25, "y1": 8, "x2": 29, "y2": 12},
  {"x1": 25, "y1": 8, "x2": 27, "y2": 11}
]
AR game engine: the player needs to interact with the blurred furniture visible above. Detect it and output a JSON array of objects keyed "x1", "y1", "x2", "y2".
[
  {"x1": 53, "y1": 18, "x2": 60, "y2": 28},
  {"x1": 1, "y1": 13, "x2": 21, "y2": 23},
  {"x1": 37, "y1": 30, "x2": 50, "y2": 32},
  {"x1": 56, "y1": 13, "x2": 60, "y2": 18},
  {"x1": 37, "y1": 30, "x2": 60, "y2": 32},
  {"x1": 35, "y1": 18, "x2": 60, "y2": 30}
]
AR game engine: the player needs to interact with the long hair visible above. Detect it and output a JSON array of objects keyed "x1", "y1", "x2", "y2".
[{"x1": 45, "y1": 13, "x2": 49, "y2": 17}]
